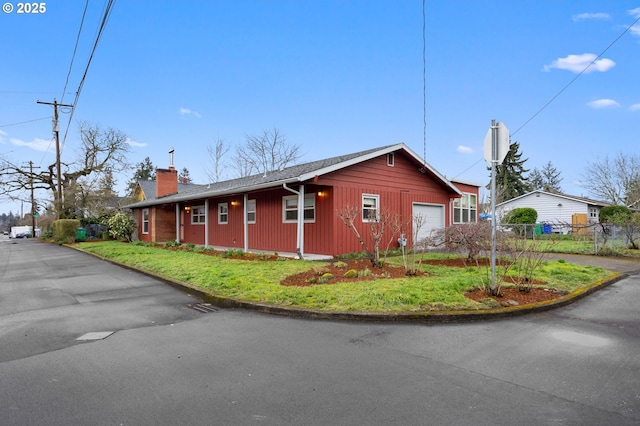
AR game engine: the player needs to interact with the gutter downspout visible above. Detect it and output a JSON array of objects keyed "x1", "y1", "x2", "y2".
[
  {"x1": 283, "y1": 183, "x2": 304, "y2": 259},
  {"x1": 175, "y1": 204, "x2": 180, "y2": 243},
  {"x1": 243, "y1": 193, "x2": 249, "y2": 252}
]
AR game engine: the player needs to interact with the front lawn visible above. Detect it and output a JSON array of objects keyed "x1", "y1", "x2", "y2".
[{"x1": 75, "y1": 241, "x2": 614, "y2": 313}]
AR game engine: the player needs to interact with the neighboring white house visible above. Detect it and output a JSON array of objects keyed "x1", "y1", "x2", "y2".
[{"x1": 496, "y1": 190, "x2": 610, "y2": 233}]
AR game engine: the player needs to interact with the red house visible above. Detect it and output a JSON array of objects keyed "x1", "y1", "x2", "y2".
[{"x1": 126, "y1": 144, "x2": 480, "y2": 258}]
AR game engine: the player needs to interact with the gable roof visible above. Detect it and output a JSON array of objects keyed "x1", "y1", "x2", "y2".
[
  {"x1": 134, "y1": 179, "x2": 205, "y2": 202},
  {"x1": 125, "y1": 143, "x2": 464, "y2": 209},
  {"x1": 496, "y1": 190, "x2": 610, "y2": 208}
]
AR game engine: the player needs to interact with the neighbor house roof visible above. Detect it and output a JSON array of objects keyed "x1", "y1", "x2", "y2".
[
  {"x1": 496, "y1": 190, "x2": 610, "y2": 208},
  {"x1": 134, "y1": 179, "x2": 205, "y2": 202},
  {"x1": 124, "y1": 143, "x2": 465, "y2": 209}
]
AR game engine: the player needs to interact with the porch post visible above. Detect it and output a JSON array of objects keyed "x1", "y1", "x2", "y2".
[
  {"x1": 297, "y1": 185, "x2": 304, "y2": 259},
  {"x1": 204, "y1": 199, "x2": 209, "y2": 248}
]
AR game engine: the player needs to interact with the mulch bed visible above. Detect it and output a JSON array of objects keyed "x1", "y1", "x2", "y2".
[{"x1": 279, "y1": 256, "x2": 563, "y2": 306}]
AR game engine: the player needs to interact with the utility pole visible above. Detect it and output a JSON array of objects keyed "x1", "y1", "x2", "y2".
[
  {"x1": 37, "y1": 99, "x2": 73, "y2": 218},
  {"x1": 24, "y1": 161, "x2": 40, "y2": 237}
]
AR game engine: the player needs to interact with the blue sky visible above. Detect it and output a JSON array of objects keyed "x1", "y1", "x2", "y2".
[{"x1": 1, "y1": 0, "x2": 639, "y2": 215}]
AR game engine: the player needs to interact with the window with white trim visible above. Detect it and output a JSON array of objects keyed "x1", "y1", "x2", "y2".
[
  {"x1": 589, "y1": 207, "x2": 598, "y2": 219},
  {"x1": 362, "y1": 194, "x2": 379, "y2": 222},
  {"x1": 191, "y1": 205, "x2": 206, "y2": 224},
  {"x1": 283, "y1": 194, "x2": 315, "y2": 223},
  {"x1": 218, "y1": 202, "x2": 228, "y2": 224},
  {"x1": 247, "y1": 199, "x2": 256, "y2": 224},
  {"x1": 142, "y1": 209, "x2": 149, "y2": 234},
  {"x1": 387, "y1": 153, "x2": 394, "y2": 166},
  {"x1": 453, "y1": 193, "x2": 477, "y2": 223}
]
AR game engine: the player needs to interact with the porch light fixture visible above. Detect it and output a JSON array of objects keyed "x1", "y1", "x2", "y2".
[
  {"x1": 317, "y1": 191, "x2": 325, "y2": 197},
  {"x1": 184, "y1": 206, "x2": 191, "y2": 212},
  {"x1": 230, "y1": 200, "x2": 239, "y2": 207}
]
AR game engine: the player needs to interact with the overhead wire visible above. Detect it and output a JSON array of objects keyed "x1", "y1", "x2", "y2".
[
  {"x1": 59, "y1": 0, "x2": 116, "y2": 155},
  {"x1": 60, "y1": 0, "x2": 90, "y2": 105},
  {"x1": 422, "y1": 0, "x2": 427, "y2": 164},
  {"x1": 0, "y1": 116, "x2": 51, "y2": 128},
  {"x1": 451, "y1": 12, "x2": 640, "y2": 180}
]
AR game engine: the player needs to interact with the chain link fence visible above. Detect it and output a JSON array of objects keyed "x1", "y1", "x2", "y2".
[{"x1": 500, "y1": 222, "x2": 639, "y2": 255}]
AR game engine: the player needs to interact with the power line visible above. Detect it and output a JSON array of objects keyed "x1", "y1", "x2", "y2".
[
  {"x1": 422, "y1": 0, "x2": 427, "y2": 163},
  {"x1": 453, "y1": 13, "x2": 640, "y2": 180},
  {"x1": 60, "y1": 0, "x2": 116, "y2": 152},
  {"x1": 61, "y1": 0, "x2": 90, "y2": 105},
  {"x1": 0, "y1": 116, "x2": 51, "y2": 128},
  {"x1": 511, "y1": 13, "x2": 640, "y2": 138}
]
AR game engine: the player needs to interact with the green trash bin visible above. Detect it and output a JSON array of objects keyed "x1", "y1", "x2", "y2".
[
  {"x1": 534, "y1": 224, "x2": 543, "y2": 235},
  {"x1": 76, "y1": 228, "x2": 87, "y2": 242}
]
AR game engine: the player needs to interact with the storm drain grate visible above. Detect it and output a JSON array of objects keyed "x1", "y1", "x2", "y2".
[{"x1": 190, "y1": 303, "x2": 218, "y2": 313}]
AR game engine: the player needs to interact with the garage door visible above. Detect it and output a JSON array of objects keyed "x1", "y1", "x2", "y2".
[{"x1": 412, "y1": 203, "x2": 445, "y2": 244}]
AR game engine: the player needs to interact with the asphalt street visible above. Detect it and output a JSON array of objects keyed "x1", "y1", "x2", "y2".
[{"x1": 1, "y1": 237, "x2": 639, "y2": 425}]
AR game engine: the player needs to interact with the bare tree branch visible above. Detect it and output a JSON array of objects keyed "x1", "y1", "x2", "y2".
[{"x1": 234, "y1": 128, "x2": 302, "y2": 177}]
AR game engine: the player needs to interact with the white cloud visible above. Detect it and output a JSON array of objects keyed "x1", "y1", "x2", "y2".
[
  {"x1": 0, "y1": 129, "x2": 7, "y2": 143},
  {"x1": 572, "y1": 12, "x2": 610, "y2": 22},
  {"x1": 179, "y1": 107, "x2": 202, "y2": 118},
  {"x1": 456, "y1": 145, "x2": 473, "y2": 154},
  {"x1": 543, "y1": 53, "x2": 615, "y2": 73},
  {"x1": 10, "y1": 137, "x2": 56, "y2": 152},
  {"x1": 126, "y1": 137, "x2": 147, "y2": 147},
  {"x1": 629, "y1": 103, "x2": 640, "y2": 111},
  {"x1": 626, "y1": 9, "x2": 640, "y2": 38},
  {"x1": 587, "y1": 99, "x2": 620, "y2": 109}
]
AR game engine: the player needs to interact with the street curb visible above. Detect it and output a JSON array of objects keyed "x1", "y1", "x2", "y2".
[{"x1": 70, "y1": 244, "x2": 627, "y2": 323}]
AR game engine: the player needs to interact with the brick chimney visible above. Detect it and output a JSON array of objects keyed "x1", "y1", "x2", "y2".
[{"x1": 156, "y1": 165, "x2": 178, "y2": 198}]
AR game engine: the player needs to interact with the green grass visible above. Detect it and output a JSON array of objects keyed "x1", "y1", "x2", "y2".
[
  {"x1": 529, "y1": 236, "x2": 640, "y2": 258},
  {"x1": 76, "y1": 241, "x2": 615, "y2": 313}
]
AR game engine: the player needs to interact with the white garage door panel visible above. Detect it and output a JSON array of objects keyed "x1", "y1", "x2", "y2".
[{"x1": 412, "y1": 203, "x2": 445, "y2": 243}]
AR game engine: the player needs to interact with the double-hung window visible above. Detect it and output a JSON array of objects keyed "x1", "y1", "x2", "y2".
[
  {"x1": 142, "y1": 209, "x2": 149, "y2": 234},
  {"x1": 191, "y1": 205, "x2": 206, "y2": 224},
  {"x1": 362, "y1": 194, "x2": 379, "y2": 222},
  {"x1": 453, "y1": 193, "x2": 477, "y2": 223},
  {"x1": 247, "y1": 199, "x2": 256, "y2": 224},
  {"x1": 283, "y1": 194, "x2": 315, "y2": 223},
  {"x1": 218, "y1": 203, "x2": 228, "y2": 224}
]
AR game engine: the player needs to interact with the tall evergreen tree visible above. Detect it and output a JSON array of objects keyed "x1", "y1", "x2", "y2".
[
  {"x1": 127, "y1": 157, "x2": 156, "y2": 196},
  {"x1": 179, "y1": 167, "x2": 192, "y2": 183},
  {"x1": 490, "y1": 140, "x2": 531, "y2": 203},
  {"x1": 529, "y1": 161, "x2": 562, "y2": 193}
]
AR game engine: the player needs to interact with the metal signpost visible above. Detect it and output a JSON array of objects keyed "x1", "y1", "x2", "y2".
[{"x1": 483, "y1": 119, "x2": 509, "y2": 291}]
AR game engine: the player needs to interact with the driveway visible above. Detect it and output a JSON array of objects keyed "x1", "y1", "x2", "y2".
[
  {"x1": 1, "y1": 238, "x2": 639, "y2": 425},
  {"x1": 544, "y1": 252, "x2": 640, "y2": 275}
]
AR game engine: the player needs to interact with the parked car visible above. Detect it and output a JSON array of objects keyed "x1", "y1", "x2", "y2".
[
  {"x1": 15, "y1": 232, "x2": 31, "y2": 238},
  {"x1": 2, "y1": 231, "x2": 8, "y2": 235}
]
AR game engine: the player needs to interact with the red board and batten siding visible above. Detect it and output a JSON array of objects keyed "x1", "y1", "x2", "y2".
[
  {"x1": 198, "y1": 186, "x2": 332, "y2": 255},
  {"x1": 138, "y1": 150, "x2": 473, "y2": 257},
  {"x1": 315, "y1": 153, "x2": 456, "y2": 255}
]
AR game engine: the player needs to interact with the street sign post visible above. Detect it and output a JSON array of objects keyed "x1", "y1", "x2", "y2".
[
  {"x1": 485, "y1": 119, "x2": 510, "y2": 294},
  {"x1": 483, "y1": 121, "x2": 509, "y2": 165}
]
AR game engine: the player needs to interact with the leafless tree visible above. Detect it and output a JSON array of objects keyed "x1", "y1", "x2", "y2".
[
  {"x1": 205, "y1": 138, "x2": 230, "y2": 182},
  {"x1": 337, "y1": 206, "x2": 401, "y2": 267},
  {"x1": 0, "y1": 121, "x2": 130, "y2": 218},
  {"x1": 234, "y1": 128, "x2": 301, "y2": 177},
  {"x1": 582, "y1": 153, "x2": 640, "y2": 208}
]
